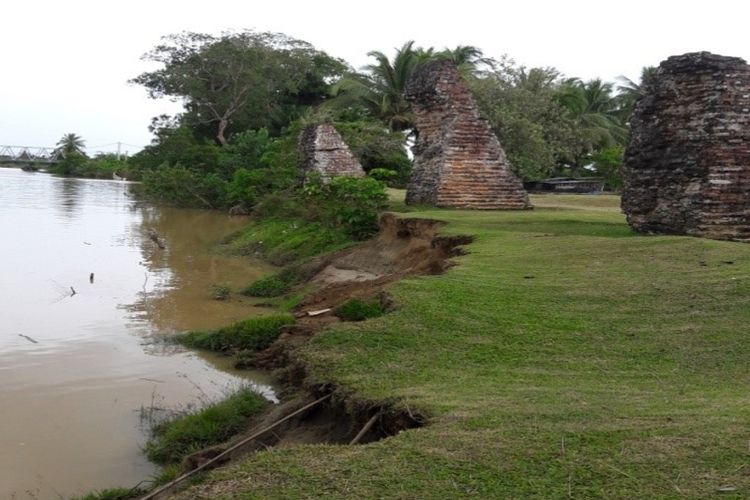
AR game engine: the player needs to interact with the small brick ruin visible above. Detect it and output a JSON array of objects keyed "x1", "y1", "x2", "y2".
[
  {"x1": 299, "y1": 123, "x2": 365, "y2": 182},
  {"x1": 622, "y1": 52, "x2": 750, "y2": 242},
  {"x1": 405, "y1": 60, "x2": 530, "y2": 209}
]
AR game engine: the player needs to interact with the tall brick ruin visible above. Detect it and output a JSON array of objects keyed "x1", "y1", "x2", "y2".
[
  {"x1": 405, "y1": 60, "x2": 531, "y2": 209},
  {"x1": 622, "y1": 52, "x2": 750, "y2": 242},
  {"x1": 299, "y1": 123, "x2": 365, "y2": 182}
]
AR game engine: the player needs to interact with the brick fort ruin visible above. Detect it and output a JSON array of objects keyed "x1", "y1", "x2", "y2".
[
  {"x1": 299, "y1": 123, "x2": 365, "y2": 182},
  {"x1": 622, "y1": 52, "x2": 750, "y2": 242},
  {"x1": 405, "y1": 60, "x2": 531, "y2": 209}
]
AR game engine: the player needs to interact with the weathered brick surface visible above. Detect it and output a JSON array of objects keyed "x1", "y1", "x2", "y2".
[
  {"x1": 622, "y1": 52, "x2": 750, "y2": 242},
  {"x1": 405, "y1": 60, "x2": 531, "y2": 209},
  {"x1": 299, "y1": 123, "x2": 364, "y2": 182}
]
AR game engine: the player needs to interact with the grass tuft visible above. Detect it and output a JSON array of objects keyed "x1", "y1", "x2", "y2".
[
  {"x1": 144, "y1": 388, "x2": 266, "y2": 465},
  {"x1": 334, "y1": 298, "x2": 385, "y2": 322},
  {"x1": 175, "y1": 314, "x2": 294, "y2": 352},
  {"x1": 71, "y1": 487, "x2": 146, "y2": 500}
]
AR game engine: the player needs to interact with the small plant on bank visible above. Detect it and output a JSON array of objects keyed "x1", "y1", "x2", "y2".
[
  {"x1": 241, "y1": 265, "x2": 313, "y2": 298},
  {"x1": 144, "y1": 388, "x2": 267, "y2": 465},
  {"x1": 334, "y1": 298, "x2": 385, "y2": 322},
  {"x1": 175, "y1": 314, "x2": 294, "y2": 352},
  {"x1": 209, "y1": 283, "x2": 231, "y2": 300},
  {"x1": 241, "y1": 274, "x2": 289, "y2": 297}
]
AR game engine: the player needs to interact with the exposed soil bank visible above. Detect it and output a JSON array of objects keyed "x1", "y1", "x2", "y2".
[{"x1": 149, "y1": 214, "x2": 473, "y2": 499}]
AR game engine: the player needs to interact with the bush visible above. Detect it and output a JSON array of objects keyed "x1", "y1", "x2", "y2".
[
  {"x1": 175, "y1": 314, "x2": 294, "y2": 352},
  {"x1": 241, "y1": 275, "x2": 289, "y2": 297},
  {"x1": 241, "y1": 265, "x2": 313, "y2": 298},
  {"x1": 304, "y1": 176, "x2": 388, "y2": 240},
  {"x1": 334, "y1": 298, "x2": 385, "y2": 322},
  {"x1": 144, "y1": 388, "x2": 266, "y2": 464},
  {"x1": 141, "y1": 164, "x2": 227, "y2": 208},
  {"x1": 209, "y1": 284, "x2": 231, "y2": 300}
]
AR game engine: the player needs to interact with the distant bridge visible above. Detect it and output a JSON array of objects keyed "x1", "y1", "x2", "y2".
[{"x1": 0, "y1": 145, "x2": 61, "y2": 164}]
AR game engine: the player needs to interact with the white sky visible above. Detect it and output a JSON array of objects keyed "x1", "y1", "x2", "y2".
[{"x1": 2, "y1": 0, "x2": 748, "y2": 154}]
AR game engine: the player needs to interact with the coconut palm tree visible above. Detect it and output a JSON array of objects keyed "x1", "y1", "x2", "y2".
[
  {"x1": 557, "y1": 78, "x2": 626, "y2": 148},
  {"x1": 615, "y1": 66, "x2": 657, "y2": 122},
  {"x1": 437, "y1": 45, "x2": 493, "y2": 77},
  {"x1": 56, "y1": 133, "x2": 86, "y2": 157},
  {"x1": 330, "y1": 41, "x2": 421, "y2": 131}
]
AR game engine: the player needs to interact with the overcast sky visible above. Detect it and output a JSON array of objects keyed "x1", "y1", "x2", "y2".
[{"x1": 2, "y1": 0, "x2": 748, "y2": 154}]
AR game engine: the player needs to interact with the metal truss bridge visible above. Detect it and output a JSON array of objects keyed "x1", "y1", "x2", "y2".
[{"x1": 0, "y1": 145, "x2": 61, "y2": 163}]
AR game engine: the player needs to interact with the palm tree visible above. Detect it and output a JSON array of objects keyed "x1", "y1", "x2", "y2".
[
  {"x1": 330, "y1": 41, "x2": 422, "y2": 131},
  {"x1": 56, "y1": 133, "x2": 86, "y2": 157},
  {"x1": 557, "y1": 78, "x2": 626, "y2": 148},
  {"x1": 437, "y1": 45, "x2": 493, "y2": 77},
  {"x1": 615, "y1": 66, "x2": 657, "y2": 122}
]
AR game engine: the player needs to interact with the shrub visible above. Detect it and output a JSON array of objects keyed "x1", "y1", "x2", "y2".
[
  {"x1": 241, "y1": 265, "x2": 313, "y2": 298},
  {"x1": 175, "y1": 314, "x2": 294, "y2": 352},
  {"x1": 303, "y1": 176, "x2": 388, "y2": 240},
  {"x1": 144, "y1": 388, "x2": 266, "y2": 464},
  {"x1": 241, "y1": 275, "x2": 289, "y2": 297},
  {"x1": 141, "y1": 164, "x2": 227, "y2": 208},
  {"x1": 209, "y1": 283, "x2": 231, "y2": 300},
  {"x1": 334, "y1": 298, "x2": 385, "y2": 322}
]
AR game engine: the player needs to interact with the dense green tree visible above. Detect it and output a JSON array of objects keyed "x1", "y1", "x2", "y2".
[
  {"x1": 132, "y1": 31, "x2": 346, "y2": 145},
  {"x1": 470, "y1": 63, "x2": 580, "y2": 180}
]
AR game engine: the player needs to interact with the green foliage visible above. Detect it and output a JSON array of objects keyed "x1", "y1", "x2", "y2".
[
  {"x1": 469, "y1": 64, "x2": 580, "y2": 181},
  {"x1": 175, "y1": 314, "x2": 294, "y2": 352},
  {"x1": 368, "y1": 168, "x2": 398, "y2": 183},
  {"x1": 55, "y1": 132, "x2": 86, "y2": 157},
  {"x1": 241, "y1": 274, "x2": 289, "y2": 297},
  {"x1": 71, "y1": 488, "x2": 146, "y2": 500},
  {"x1": 49, "y1": 153, "x2": 88, "y2": 176},
  {"x1": 144, "y1": 388, "x2": 266, "y2": 464},
  {"x1": 209, "y1": 283, "x2": 231, "y2": 300},
  {"x1": 130, "y1": 124, "x2": 222, "y2": 173},
  {"x1": 241, "y1": 265, "x2": 312, "y2": 298},
  {"x1": 303, "y1": 176, "x2": 388, "y2": 239},
  {"x1": 141, "y1": 164, "x2": 227, "y2": 208},
  {"x1": 224, "y1": 216, "x2": 351, "y2": 266},
  {"x1": 132, "y1": 31, "x2": 345, "y2": 145},
  {"x1": 334, "y1": 119, "x2": 411, "y2": 186},
  {"x1": 334, "y1": 298, "x2": 385, "y2": 322},
  {"x1": 588, "y1": 146, "x2": 624, "y2": 190}
]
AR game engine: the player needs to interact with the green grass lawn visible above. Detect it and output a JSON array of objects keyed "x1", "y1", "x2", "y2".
[{"x1": 176, "y1": 192, "x2": 750, "y2": 499}]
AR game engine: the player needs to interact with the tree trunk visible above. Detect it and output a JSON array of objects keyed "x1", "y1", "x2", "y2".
[{"x1": 216, "y1": 118, "x2": 229, "y2": 146}]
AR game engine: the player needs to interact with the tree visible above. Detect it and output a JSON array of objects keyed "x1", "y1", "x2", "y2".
[
  {"x1": 469, "y1": 61, "x2": 581, "y2": 180},
  {"x1": 330, "y1": 42, "x2": 489, "y2": 132},
  {"x1": 55, "y1": 133, "x2": 86, "y2": 157},
  {"x1": 330, "y1": 41, "x2": 421, "y2": 132},
  {"x1": 555, "y1": 78, "x2": 626, "y2": 173},
  {"x1": 131, "y1": 31, "x2": 346, "y2": 146},
  {"x1": 615, "y1": 66, "x2": 658, "y2": 123}
]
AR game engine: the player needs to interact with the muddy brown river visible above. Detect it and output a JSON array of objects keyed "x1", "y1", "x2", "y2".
[{"x1": 0, "y1": 168, "x2": 276, "y2": 498}]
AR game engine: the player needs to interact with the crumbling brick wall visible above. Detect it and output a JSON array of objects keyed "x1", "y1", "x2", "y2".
[
  {"x1": 299, "y1": 123, "x2": 365, "y2": 182},
  {"x1": 405, "y1": 60, "x2": 531, "y2": 209},
  {"x1": 622, "y1": 52, "x2": 750, "y2": 242}
]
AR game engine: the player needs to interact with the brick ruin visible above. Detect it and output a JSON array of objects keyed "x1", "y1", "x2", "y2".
[
  {"x1": 299, "y1": 123, "x2": 365, "y2": 182},
  {"x1": 622, "y1": 52, "x2": 750, "y2": 242},
  {"x1": 405, "y1": 60, "x2": 531, "y2": 209}
]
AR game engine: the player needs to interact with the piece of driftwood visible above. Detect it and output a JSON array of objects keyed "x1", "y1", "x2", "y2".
[
  {"x1": 349, "y1": 411, "x2": 381, "y2": 445},
  {"x1": 307, "y1": 308, "x2": 332, "y2": 317},
  {"x1": 18, "y1": 334, "x2": 38, "y2": 344}
]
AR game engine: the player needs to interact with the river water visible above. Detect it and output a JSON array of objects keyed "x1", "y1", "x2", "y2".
[{"x1": 0, "y1": 168, "x2": 276, "y2": 498}]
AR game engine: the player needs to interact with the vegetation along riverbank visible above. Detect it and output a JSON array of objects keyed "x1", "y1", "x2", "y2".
[{"x1": 76, "y1": 31, "x2": 750, "y2": 499}]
